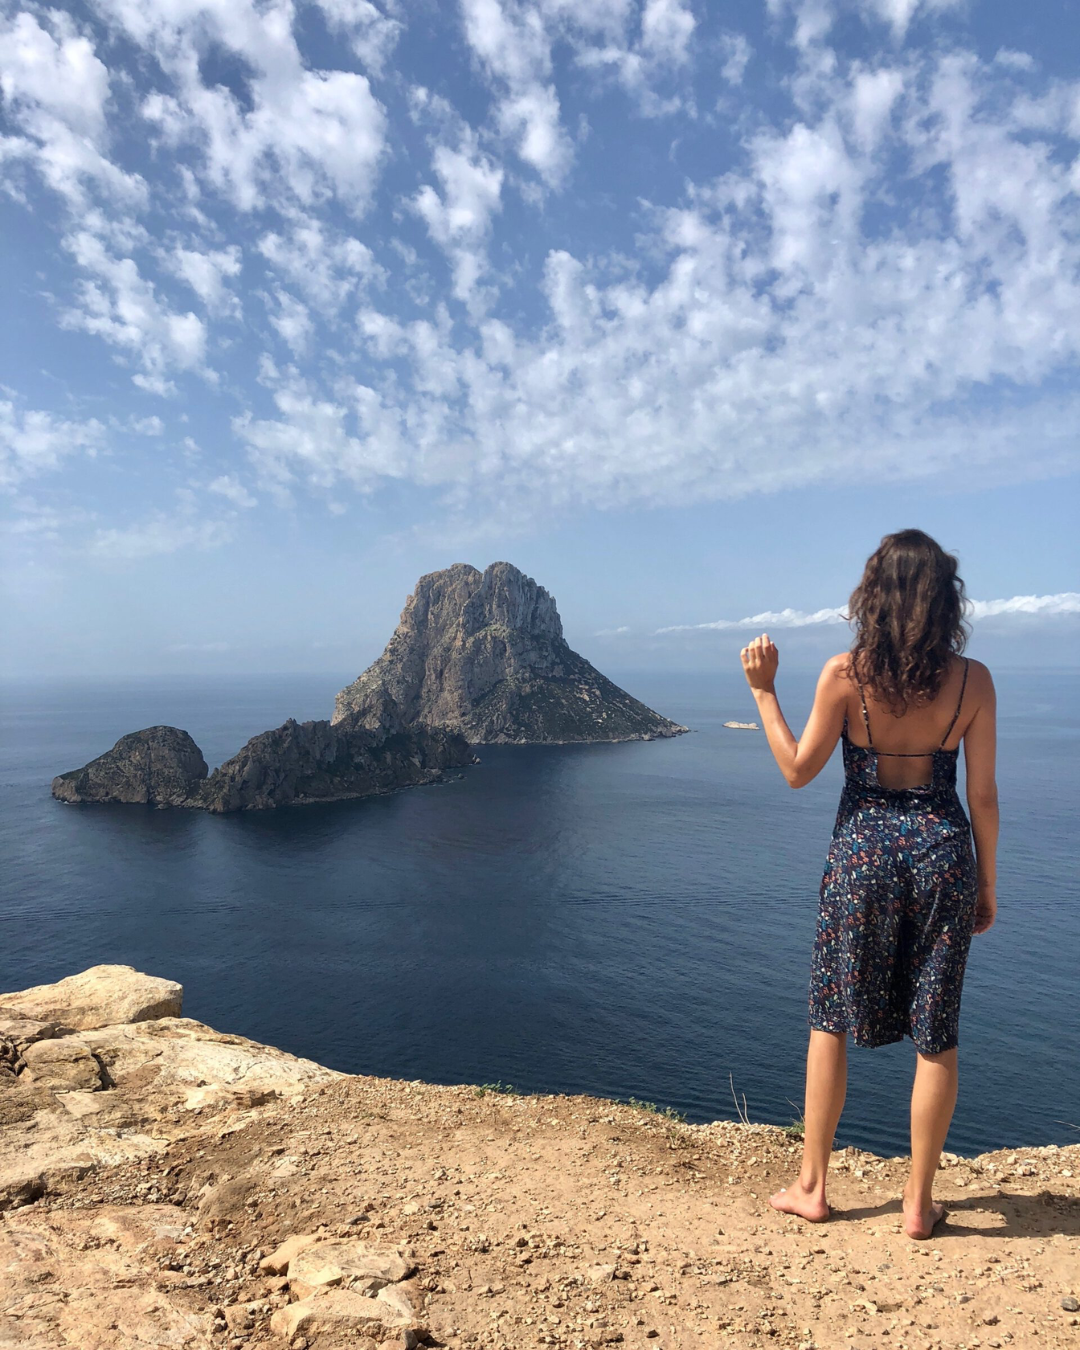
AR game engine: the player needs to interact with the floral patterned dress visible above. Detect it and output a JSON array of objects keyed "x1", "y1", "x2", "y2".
[{"x1": 809, "y1": 660, "x2": 978, "y2": 1054}]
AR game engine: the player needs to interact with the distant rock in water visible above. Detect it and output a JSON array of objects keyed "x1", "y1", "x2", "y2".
[
  {"x1": 192, "y1": 717, "x2": 472, "y2": 813},
  {"x1": 51, "y1": 726, "x2": 209, "y2": 807},
  {"x1": 333, "y1": 562, "x2": 688, "y2": 744},
  {"x1": 52, "y1": 719, "x2": 471, "y2": 813}
]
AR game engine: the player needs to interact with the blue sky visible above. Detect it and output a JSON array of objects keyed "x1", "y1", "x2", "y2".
[{"x1": 1, "y1": 0, "x2": 1077, "y2": 678}]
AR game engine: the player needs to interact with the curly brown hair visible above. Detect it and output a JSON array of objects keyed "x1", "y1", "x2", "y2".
[{"x1": 847, "y1": 529, "x2": 969, "y2": 714}]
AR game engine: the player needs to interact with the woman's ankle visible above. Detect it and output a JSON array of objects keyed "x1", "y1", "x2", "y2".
[
  {"x1": 903, "y1": 1180, "x2": 934, "y2": 1210},
  {"x1": 798, "y1": 1169, "x2": 828, "y2": 1199}
]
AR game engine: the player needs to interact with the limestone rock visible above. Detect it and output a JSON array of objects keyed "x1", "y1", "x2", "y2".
[
  {"x1": 0, "y1": 1203, "x2": 214, "y2": 1347},
  {"x1": 0, "y1": 968, "x2": 340, "y2": 1212},
  {"x1": 375, "y1": 1279, "x2": 425, "y2": 1325},
  {"x1": 21, "y1": 1038, "x2": 102, "y2": 1092},
  {"x1": 191, "y1": 716, "x2": 471, "y2": 813},
  {"x1": 288, "y1": 1238, "x2": 415, "y2": 1298},
  {"x1": 0, "y1": 965, "x2": 182, "y2": 1031},
  {"x1": 259, "y1": 1232, "x2": 322, "y2": 1275},
  {"x1": 75, "y1": 1016, "x2": 343, "y2": 1114},
  {"x1": 333, "y1": 561, "x2": 688, "y2": 744},
  {"x1": 51, "y1": 725, "x2": 208, "y2": 806},
  {"x1": 0, "y1": 1015, "x2": 56, "y2": 1051},
  {"x1": 270, "y1": 1286, "x2": 425, "y2": 1343},
  {"x1": 586, "y1": 1262, "x2": 617, "y2": 1284},
  {"x1": 0, "y1": 1036, "x2": 23, "y2": 1078}
]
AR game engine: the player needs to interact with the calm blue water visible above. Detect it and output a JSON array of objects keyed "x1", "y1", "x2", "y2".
[{"x1": 1, "y1": 669, "x2": 1076, "y2": 1159}]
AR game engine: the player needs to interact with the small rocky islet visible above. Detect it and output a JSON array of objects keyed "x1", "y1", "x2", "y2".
[{"x1": 51, "y1": 562, "x2": 687, "y2": 813}]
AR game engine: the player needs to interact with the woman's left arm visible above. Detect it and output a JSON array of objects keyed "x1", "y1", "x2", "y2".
[{"x1": 740, "y1": 635, "x2": 849, "y2": 789}]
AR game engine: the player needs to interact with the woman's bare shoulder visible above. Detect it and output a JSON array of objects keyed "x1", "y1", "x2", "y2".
[
  {"x1": 821, "y1": 652, "x2": 853, "y2": 680},
  {"x1": 963, "y1": 657, "x2": 995, "y2": 700},
  {"x1": 816, "y1": 653, "x2": 854, "y2": 704}
]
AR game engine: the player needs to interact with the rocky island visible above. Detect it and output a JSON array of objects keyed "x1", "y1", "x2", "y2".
[
  {"x1": 52, "y1": 562, "x2": 686, "y2": 811},
  {"x1": 334, "y1": 562, "x2": 687, "y2": 744},
  {"x1": 51, "y1": 717, "x2": 472, "y2": 813},
  {"x1": 2, "y1": 965, "x2": 1077, "y2": 1350}
]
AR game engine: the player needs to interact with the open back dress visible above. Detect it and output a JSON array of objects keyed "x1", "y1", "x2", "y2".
[{"x1": 808, "y1": 660, "x2": 977, "y2": 1054}]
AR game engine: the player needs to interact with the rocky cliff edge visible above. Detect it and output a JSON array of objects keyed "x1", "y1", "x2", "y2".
[{"x1": 2, "y1": 966, "x2": 1077, "y2": 1350}]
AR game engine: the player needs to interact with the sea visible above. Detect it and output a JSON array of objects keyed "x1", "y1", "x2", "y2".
[{"x1": 1, "y1": 667, "x2": 1076, "y2": 1160}]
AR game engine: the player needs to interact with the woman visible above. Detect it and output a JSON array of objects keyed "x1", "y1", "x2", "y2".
[{"x1": 740, "y1": 529, "x2": 998, "y2": 1240}]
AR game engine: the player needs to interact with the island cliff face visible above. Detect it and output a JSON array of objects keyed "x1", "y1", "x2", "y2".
[
  {"x1": 333, "y1": 562, "x2": 687, "y2": 744},
  {"x1": 192, "y1": 717, "x2": 471, "y2": 813},
  {"x1": 52, "y1": 719, "x2": 471, "y2": 813},
  {"x1": 51, "y1": 726, "x2": 209, "y2": 807}
]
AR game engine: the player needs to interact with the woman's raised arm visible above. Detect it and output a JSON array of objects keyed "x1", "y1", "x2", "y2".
[{"x1": 741, "y1": 636, "x2": 849, "y2": 789}]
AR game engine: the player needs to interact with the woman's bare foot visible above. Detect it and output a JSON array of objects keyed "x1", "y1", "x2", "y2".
[
  {"x1": 769, "y1": 1179, "x2": 830, "y2": 1222},
  {"x1": 903, "y1": 1192, "x2": 946, "y2": 1240}
]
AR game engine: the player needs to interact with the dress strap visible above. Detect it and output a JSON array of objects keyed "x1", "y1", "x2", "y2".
[
  {"x1": 855, "y1": 674, "x2": 873, "y2": 747},
  {"x1": 938, "y1": 657, "x2": 970, "y2": 749}
]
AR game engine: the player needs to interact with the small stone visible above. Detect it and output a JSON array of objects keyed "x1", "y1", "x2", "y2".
[
  {"x1": 288, "y1": 1240, "x2": 414, "y2": 1300},
  {"x1": 258, "y1": 1233, "x2": 320, "y2": 1276},
  {"x1": 271, "y1": 1287, "x2": 425, "y2": 1342},
  {"x1": 1062, "y1": 1297, "x2": 1080, "y2": 1313}
]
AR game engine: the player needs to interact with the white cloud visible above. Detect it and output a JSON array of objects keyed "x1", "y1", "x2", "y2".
[
  {"x1": 639, "y1": 0, "x2": 695, "y2": 65},
  {"x1": 0, "y1": 9, "x2": 145, "y2": 206},
  {"x1": 142, "y1": 68, "x2": 386, "y2": 216},
  {"x1": 459, "y1": 0, "x2": 573, "y2": 184},
  {"x1": 718, "y1": 33, "x2": 752, "y2": 86},
  {"x1": 3, "y1": 0, "x2": 1079, "y2": 546},
  {"x1": 267, "y1": 288, "x2": 313, "y2": 355},
  {"x1": 207, "y1": 474, "x2": 257, "y2": 508},
  {"x1": 258, "y1": 215, "x2": 382, "y2": 314},
  {"x1": 656, "y1": 594, "x2": 1080, "y2": 634},
  {"x1": 91, "y1": 0, "x2": 388, "y2": 215},
  {"x1": 768, "y1": 0, "x2": 963, "y2": 47},
  {"x1": 0, "y1": 497, "x2": 94, "y2": 539},
  {"x1": 233, "y1": 365, "x2": 410, "y2": 495},
  {"x1": 312, "y1": 0, "x2": 403, "y2": 76},
  {"x1": 848, "y1": 66, "x2": 904, "y2": 150},
  {"x1": 0, "y1": 400, "x2": 105, "y2": 489},
  {"x1": 412, "y1": 135, "x2": 504, "y2": 310},
  {"x1": 132, "y1": 373, "x2": 178, "y2": 398},
  {"x1": 467, "y1": 0, "x2": 705, "y2": 131},
  {"x1": 0, "y1": 11, "x2": 109, "y2": 139},
  {"x1": 967, "y1": 593, "x2": 1080, "y2": 620},
  {"x1": 658, "y1": 607, "x2": 848, "y2": 634},
  {"x1": 127, "y1": 415, "x2": 165, "y2": 435},
  {"x1": 61, "y1": 230, "x2": 207, "y2": 388},
  {"x1": 232, "y1": 38, "x2": 1077, "y2": 516},
  {"x1": 862, "y1": 0, "x2": 963, "y2": 41},
  {"x1": 166, "y1": 244, "x2": 242, "y2": 313},
  {"x1": 91, "y1": 510, "x2": 234, "y2": 559}
]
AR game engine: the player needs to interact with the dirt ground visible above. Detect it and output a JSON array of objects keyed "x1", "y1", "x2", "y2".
[{"x1": 7, "y1": 1072, "x2": 1078, "y2": 1350}]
